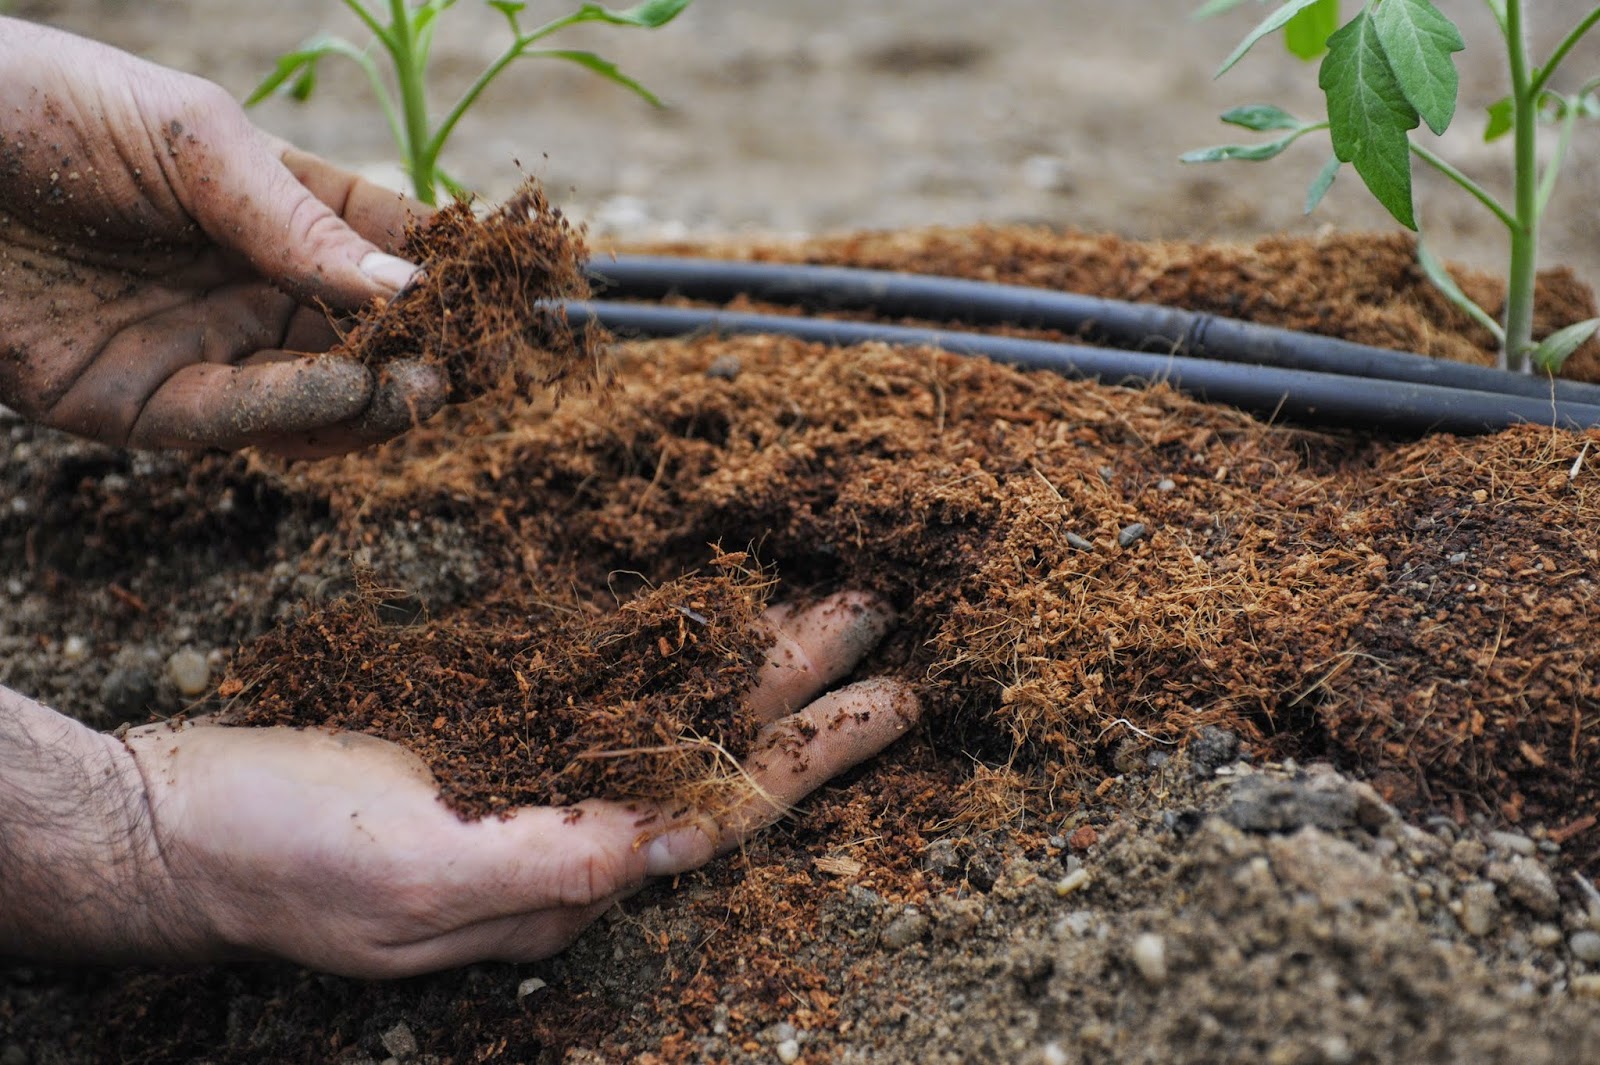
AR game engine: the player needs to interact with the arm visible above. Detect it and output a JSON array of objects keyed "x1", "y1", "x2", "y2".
[{"x1": 0, "y1": 685, "x2": 205, "y2": 964}]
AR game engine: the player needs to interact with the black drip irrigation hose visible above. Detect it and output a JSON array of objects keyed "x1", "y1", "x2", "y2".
[
  {"x1": 564, "y1": 302, "x2": 1600, "y2": 436},
  {"x1": 573, "y1": 256, "x2": 1600, "y2": 434}
]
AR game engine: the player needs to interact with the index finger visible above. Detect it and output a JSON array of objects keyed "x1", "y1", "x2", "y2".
[{"x1": 279, "y1": 146, "x2": 429, "y2": 253}]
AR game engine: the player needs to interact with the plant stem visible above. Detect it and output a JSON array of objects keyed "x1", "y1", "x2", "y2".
[
  {"x1": 388, "y1": 0, "x2": 438, "y2": 205},
  {"x1": 1408, "y1": 144, "x2": 1516, "y2": 231},
  {"x1": 1529, "y1": 7, "x2": 1600, "y2": 97},
  {"x1": 1502, "y1": 0, "x2": 1539, "y2": 372}
]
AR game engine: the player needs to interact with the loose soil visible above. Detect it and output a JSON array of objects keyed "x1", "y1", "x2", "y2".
[
  {"x1": 7, "y1": 1, "x2": 1600, "y2": 1060},
  {"x1": 6, "y1": 223, "x2": 1600, "y2": 1063}
]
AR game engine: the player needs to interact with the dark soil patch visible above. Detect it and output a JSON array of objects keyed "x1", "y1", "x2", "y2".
[{"x1": 6, "y1": 225, "x2": 1600, "y2": 1063}]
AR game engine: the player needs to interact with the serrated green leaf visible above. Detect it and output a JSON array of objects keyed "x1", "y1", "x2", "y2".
[
  {"x1": 1484, "y1": 96, "x2": 1513, "y2": 141},
  {"x1": 1284, "y1": 0, "x2": 1338, "y2": 61},
  {"x1": 526, "y1": 48, "x2": 663, "y2": 105},
  {"x1": 1533, "y1": 317, "x2": 1600, "y2": 373},
  {"x1": 1180, "y1": 129, "x2": 1307, "y2": 163},
  {"x1": 1417, "y1": 240, "x2": 1505, "y2": 342},
  {"x1": 1305, "y1": 154, "x2": 1340, "y2": 213},
  {"x1": 1221, "y1": 104, "x2": 1304, "y2": 131},
  {"x1": 1371, "y1": 0, "x2": 1463, "y2": 135},
  {"x1": 1217, "y1": 0, "x2": 1330, "y2": 76},
  {"x1": 1320, "y1": 9, "x2": 1419, "y2": 229}
]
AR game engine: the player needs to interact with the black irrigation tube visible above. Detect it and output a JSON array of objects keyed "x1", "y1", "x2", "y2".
[
  {"x1": 565, "y1": 301, "x2": 1600, "y2": 436},
  {"x1": 578, "y1": 255, "x2": 1600, "y2": 431}
]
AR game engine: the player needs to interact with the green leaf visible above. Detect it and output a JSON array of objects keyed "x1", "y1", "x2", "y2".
[
  {"x1": 1221, "y1": 104, "x2": 1303, "y2": 131},
  {"x1": 245, "y1": 33, "x2": 364, "y2": 107},
  {"x1": 1371, "y1": 0, "x2": 1463, "y2": 135},
  {"x1": 1532, "y1": 317, "x2": 1600, "y2": 373},
  {"x1": 1180, "y1": 128, "x2": 1307, "y2": 162},
  {"x1": 1284, "y1": 0, "x2": 1339, "y2": 61},
  {"x1": 1417, "y1": 240, "x2": 1505, "y2": 342},
  {"x1": 574, "y1": 0, "x2": 693, "y2": 29},
  {"x1": 526, "y1": 48, "x2": 664, "y2": 105},
  {"x1": 1305, "y1": 154, "x2": 1341, "y2": 212},
  {"x1": 1320, "y1": 8, "x2": 1419, "y2": 229},
  {"x1": 1218, "y1": 0, "x2": 1331, "y2": 76},
  {"x1": 1484, "y1": 96, "x2": 1513, "y2": 141}
]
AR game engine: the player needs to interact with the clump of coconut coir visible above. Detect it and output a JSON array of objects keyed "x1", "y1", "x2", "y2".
[
  {"x1": 223, "y1": 555, "x2": 776, "y2": 817},
  {"x1": 333, "y1": 179, "x2": 604, "y2": 406}
]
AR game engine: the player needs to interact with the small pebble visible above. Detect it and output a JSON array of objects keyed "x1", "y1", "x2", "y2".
[
  {"x1": 1530, "y1": 923, "x2": 1563, "y2": 949},
  {"x1": 1039, "y1": 1041, "x2": 1069, "y2": 1065},
  {"x1": 1488, "y1": 830, "x2": 1537, "y2": 857},
  {"x1": 1156, "y1": 478, "x2": 1176, "y2": 492},
  {"x1": 380, "y1": 1021, "x2": 418, "y2": 1061},
  {"x1": 1054, "y1": 868, "x2": 1091, "y2": 896},
  {"x1": 1573, "y1": 974, "x2": 1600, "y2": 999},
  {"x1": 1117, "y1": 522, "x2": 1147, "y2": 548},
  {"x1": 1571, "y1": 930, "x2": 1600, "y2": 964},
  {"x1": 881, "y1": 909, "x2": 930, "y2": 949},
  {"x1": 1065, "y1": 532, "x2": 1094, "y2": 552},
  {"x1": 1457, "y1": 881, "x2": 1499, "y2": 937},
  {"x1": 1505, "y1": 862, "x2": 1561, "y2": 918},
  {"x1": 60, "y1": 635, "x2": 89, "y2": 663},
  {"x1": 1318, "y1": 1034, "x2": 1355, "y2": 1065},
  {"x1": 775, "y1": 1039, "x2": 801, "y2": 1064},
  {"x1": 516, "y1": 977, "x2": 548, "y2": 1000},
  {"x1": 166, "y1": 648, "x2": 211, "y2": 697},
  {"x1": 706, "y1": 354, "x2": 742, "y2": 380},
  {"x1": 1130, "y1": 932, "x2": 1168, "y2": 986}
]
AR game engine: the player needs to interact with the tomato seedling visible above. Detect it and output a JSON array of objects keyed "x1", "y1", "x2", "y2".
[
  {"x1": 249, "y1": 0, "x2": 692, "y2": 207},
  {"x1": 1186, "y1": 0, "x2": 1600, "y2": 374}
]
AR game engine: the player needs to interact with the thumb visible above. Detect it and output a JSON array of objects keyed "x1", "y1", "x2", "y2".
[{"x1": 169, "y1": 95, "x2": 418, "y2": 311}]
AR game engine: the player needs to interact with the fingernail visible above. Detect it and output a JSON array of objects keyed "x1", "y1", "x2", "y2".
[
  {"x1": 644, "y1": 826, "x2": 711, "y2": 877},
  {"x1": 359, "y1": 251, "x2": 420, "y2": 293}
]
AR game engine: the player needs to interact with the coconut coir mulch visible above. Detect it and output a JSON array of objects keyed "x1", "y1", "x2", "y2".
[{"x1": 8, "y1": 221, "x2": 1600, "y2": 1062}]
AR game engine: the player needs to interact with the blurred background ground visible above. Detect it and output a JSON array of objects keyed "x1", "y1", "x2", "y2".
[{"x1": 16, "y1": 0, "x2": 1600, "y2": 288}]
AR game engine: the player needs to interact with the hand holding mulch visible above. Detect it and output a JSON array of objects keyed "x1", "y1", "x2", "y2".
[
  {"x1": 109, "y1": 593, "x2": 916, "y2": 978},
  {"x1": 0, "y1": 19, "x2": 446, "y2": 457}
]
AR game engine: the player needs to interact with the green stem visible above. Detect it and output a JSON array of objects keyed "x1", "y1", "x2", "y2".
[
  {"x1": 387, "y1": 0, "x2": 437, "y2": 205},
  {"x1": 1529, "y1": 6, "x2": 1600, "y2": 96},
  {"x1": 427, "y1": 41, "x2": 526, "y2": 166},
  {"x1": 1503, "y1": 0, "x2": 1539, "y2": 372},
  {"x1": 426, "y1": 13, "x2": 588, "y2": 164},
  {"x1": 1408, "y1": 143, "x2": 1517, "y2": 231},
  {"x1": 1536, "y1": 94, "x2": 1580, "y2": 216}
]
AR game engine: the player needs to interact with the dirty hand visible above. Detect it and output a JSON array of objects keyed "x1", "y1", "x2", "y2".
[
  {"x1": 109, "y1": 592, "x2": 917, "y2": 978},
  {"x1": 0, "y1": 19, "x2": 443, "y2": 456}
]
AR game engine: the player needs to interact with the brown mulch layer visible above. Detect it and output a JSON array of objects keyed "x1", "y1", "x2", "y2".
[
  {"x1": 227, "y1": 558, "x2": 775, "y2": 815},
  {"x1": 335, "y1": 180, "x2": 603, "y2": 404},
  {"x1": 281, "y1": 326, "x2": 1600, "y2": 845}
]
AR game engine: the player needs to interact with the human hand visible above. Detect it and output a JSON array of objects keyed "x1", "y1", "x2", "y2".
[
  {"x1": 0, "y1": 19, "x2": 445, "y2": 457},
  {"x1": 120, "y1": 592, "x2": 916, "y2": 978}
]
